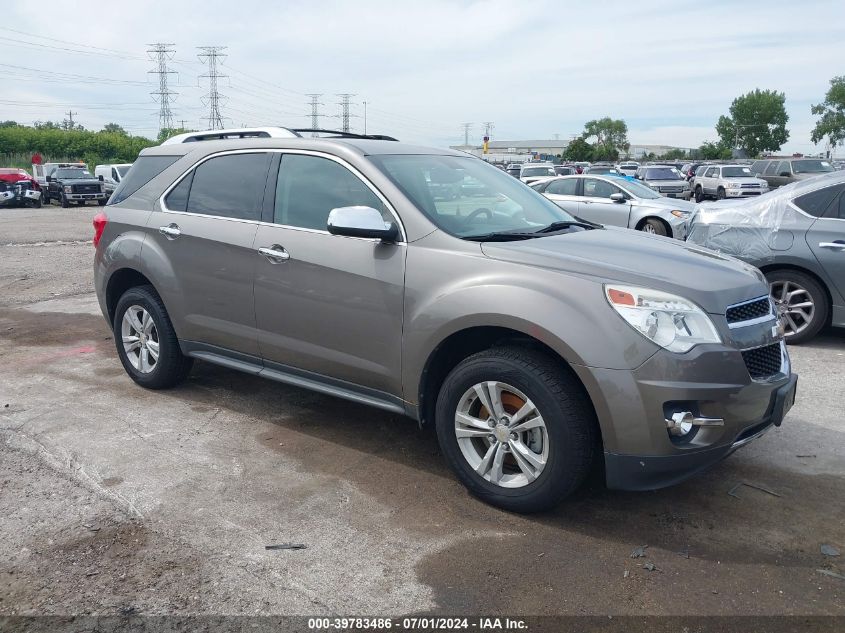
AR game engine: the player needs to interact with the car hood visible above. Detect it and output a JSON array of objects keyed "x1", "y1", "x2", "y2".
[
  {"x1": 630, "y1": 196, "x2": 697, "y2": 212},
  {"x1": 725, "y1": 177, "x2": 767, "y2": 185},
  {"x1": 480, "y1": 227, "x2": 766, "y2": 314}
]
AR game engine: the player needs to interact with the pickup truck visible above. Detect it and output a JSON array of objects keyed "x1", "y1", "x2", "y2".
[{"x1": 46, "y1": 167, "x2": 108, "y2": 207}]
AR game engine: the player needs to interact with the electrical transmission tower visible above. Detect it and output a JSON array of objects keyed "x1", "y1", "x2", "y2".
[
  {"x1": 335, "y1": 94, "x2": 357, "y2": 133},
  {"x1": 305, "y1": 94, "x2": 324, "y2": 136},
  {"x1": 461, "y1": 123, "x2": 473, "y2": 146},
  {"x1": 147, "y1": 43, "x2": 177, "y2": 133},
  {"x1": 197, "y1": 46, "x2": 228, "y2": 130}
]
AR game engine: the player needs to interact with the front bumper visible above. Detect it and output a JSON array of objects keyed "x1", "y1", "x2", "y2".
[
  {"x1": 726, "y1": 188, "x2": 768, "y2": 198},
  {"x1": 604, "y1": 373, "x2": 797, "y2": 490},
  {"x1": 66, "y1": 192, "x2": 107, "y2": 200}
]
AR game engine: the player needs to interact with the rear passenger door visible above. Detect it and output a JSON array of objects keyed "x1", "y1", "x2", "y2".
[
  {"x1": 701, "y1": 167, "x2": 718, "y2": 194},
  {"x1": 252, "y1": 152, "x2": 406, "y2": 398},
  {"x1": 542, "y1": 177, "x2": 580, "y2": 214},
  {"x1": 145, "y1": 151, "x2": 272, "y2": 357},
  {"x1": 802, "y1": 184, "x2": 845, "y2": 301}
]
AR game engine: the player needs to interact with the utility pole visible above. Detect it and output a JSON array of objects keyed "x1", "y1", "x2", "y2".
[
  {"x1": 305, "y1": 94, "x2": 324, "y2": 136},
  {"x1": 64, "y1": 110, "x2": 78, "y2": 129},
  {"x1": 147, "y1": 43, "x2": 177, "y2": 134},
  {"x1": 335, "y1": 94, "x2": 356, "y2": 133},
  {"x1": 178, "y1": 119, "x2": 188, "y2": 130},
  {"x1": 461, "y1": 122, "x2": 473, "y2": 146},
  {"x1": 362, "y1": 100, "x2": 367, "y2": 136},
  {"x1": 483, "y1": 121, "x2": 494, "y2": 140},
  {"x1": 197, "y1": 46, "x2": 228, "y2": 130}
]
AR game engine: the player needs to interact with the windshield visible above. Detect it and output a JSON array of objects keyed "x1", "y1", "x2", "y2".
[
  {"x1": 644, "y1": 168, "x2": 680, "y2": 181},
  {"x1": 522, "y1": 167, "x2": 555, "y2": 177},
  {"x1": 371, "y1": 155, "x2": 578, "y2": 238},
  {"x1": 722, "y1": 166, "x2": 753, "y2": 177},
  {"x1": 116, "y1": 165, "x2": 131, "y2": 178},
  {"x1": 618, "y1": 179, "x2": 662, "y2": 199},
  {"x1": 792, "y1": 160, "x2": 834, "y2": 174},
  {"x1": 55, "y1": 169, "x2": 93, "y2": 179}
]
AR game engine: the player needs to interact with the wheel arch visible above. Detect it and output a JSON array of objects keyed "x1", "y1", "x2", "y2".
[{"x1": 105, "y1": 268, "x2": 159, "y2": 326}]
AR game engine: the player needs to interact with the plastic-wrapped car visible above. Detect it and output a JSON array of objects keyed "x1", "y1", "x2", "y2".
[{"x1": 687, "y1": 171, "x2": 845, "y2": 343}]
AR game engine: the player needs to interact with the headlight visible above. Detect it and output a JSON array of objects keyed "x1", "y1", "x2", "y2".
[
  {"x1": 670, "y1": 209, "x2": 689, "y2": 218},
  {"x1": 63, "y1": 186, "x2": 72, "y2": 193},
  {"x1": 100, "y1": 184, "x2": 105, "y2": 192},
  {"x1": 727, "y1": 181, "x2": 741, "y2": 188},
  {"x1": 605, "y1": 285, "x2": 721, "y2": 353}
]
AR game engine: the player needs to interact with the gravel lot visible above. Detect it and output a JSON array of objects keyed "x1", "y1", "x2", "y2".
[{"x1": 1, "y1": 206, "x2": 844, "y2": 618}]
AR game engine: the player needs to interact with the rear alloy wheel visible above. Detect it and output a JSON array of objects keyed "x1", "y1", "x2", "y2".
[
  {"x1": 435, "y1": 346, "x2": 596, "y2": 513},
  {"x1": 640, "y1": 218, "x2": 667, "y2": 236},
  {"x1": 766, "y1": 270, "x2": 829, "y2": 344},
  {"x1": 114, "y1": 285, "x2": 193, "y2": 388}
]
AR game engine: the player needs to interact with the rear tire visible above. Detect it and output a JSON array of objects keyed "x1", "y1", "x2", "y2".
[
  {"x1": 765, "y1": 269, "x2": 829, "y2": 344},
  {"x1": 434, "y1": 346, "x2": 597, "y2": 513},
  {"x1": 113, "y1": 285, "x2": 193, "y2": 389}
]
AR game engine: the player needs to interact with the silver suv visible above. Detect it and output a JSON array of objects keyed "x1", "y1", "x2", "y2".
[
  {"x1": 693, "y1": 164, "x2": 769, "y2": 202},
  {"x1": 93, "y1": 134, "x2": 797, "y2": 512}
]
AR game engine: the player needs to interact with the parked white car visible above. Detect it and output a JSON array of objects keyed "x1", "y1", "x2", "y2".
[
  {"x1": 693, "y1": 164, "x2": 769, "y2": 202},
  {"x1": 615, "y1": 162, "x2": 639, "y2": 177},
  {"x1": 94, "y1": 163, "x2": 133, "y2": 195},
  {"x1": 531, "y1": 174, "x2": 693, "y2": 238},
  {"x1": 519, "y1": 163, "x2": 557, "y2": 184}
]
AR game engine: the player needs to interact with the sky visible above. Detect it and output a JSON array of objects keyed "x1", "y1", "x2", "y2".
[{"x1": 1, "y1": 0, "x2": 843, "y2": 154}]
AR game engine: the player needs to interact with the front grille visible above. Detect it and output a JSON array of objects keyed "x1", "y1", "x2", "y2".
[
  {"x1": 742, "y1": 343, "x2": 782, "y2": 380},
  {"x1": 740, "y1": 183, "x2": 761, "y2": 188},
  {"x1": 72, "y1": 184, "x2": 99, "y2": 194},
  {"x1": 726, "y1": 297, "x2": 771, "y2": 324},
  {"x1": 660, "y1": 186, "x2": 683, "y2": 193}
]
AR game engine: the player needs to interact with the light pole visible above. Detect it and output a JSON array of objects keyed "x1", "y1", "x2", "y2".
[{"x1": 362, "y1": 101, "x2": 367, "y2": 136}]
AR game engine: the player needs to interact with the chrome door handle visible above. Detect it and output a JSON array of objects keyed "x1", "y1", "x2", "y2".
[
  {"x1": 258, "y1": 245, "x2": 290, "y2": 262},
  {"x1": 159, "y1": 223, "x2": 181, "y2": 239},
  {"x1": 819, "y1": 242, "x2": 845, "y2": 251}
]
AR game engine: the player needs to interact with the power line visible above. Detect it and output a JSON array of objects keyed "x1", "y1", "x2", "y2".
[
  {"x1": 461, "y1": 123, "x2": 473, "y2": 146},
  {"x1": 147, "y1": 43, "x2": 178, "y2": 133},
  {"x1": 197, "y1": 46, "x2": 228, "y2": 130},
  {"x1": 335, "y1": 94, "x2": 357, "y2": 133},
  {"x1": 305, "y1": 94, "x2": 324, "y2": 136}
]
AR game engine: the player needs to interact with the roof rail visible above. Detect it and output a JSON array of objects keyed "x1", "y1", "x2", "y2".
[
  {"x1": 161, "y1": 126, "x2": 299, "y2": 145},
  {"x1": 291, "y1": 128, "x2": 399, "y2": 142}
]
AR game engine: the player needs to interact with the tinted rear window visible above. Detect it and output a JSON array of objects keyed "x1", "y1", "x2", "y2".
[
  {"x1": 793, "y1": 184, "x2": 845, "y2": 217},
  {"x1": 185, "y1": 152, "x2": 270, "y2": 220},
  {"x1": 108, "y1": 155, "x2": 180, "y2": 205}
]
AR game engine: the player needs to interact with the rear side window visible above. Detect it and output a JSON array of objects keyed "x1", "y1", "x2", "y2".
[
  {"x1": 793, "y1": 184, "x2": 845, "y2": 217},
  {"x1": 164, "y1": 171, "x2": 193, "y2": 212},
  {"x1": 546, "y1": 179, "x2": 578, "y2": 195},
  {"x1": 185, "y1": 153, "x2": 270, "y2": 221},
  {"x1": 108, "y1": 155, "x2": 180, "y2": 205}
]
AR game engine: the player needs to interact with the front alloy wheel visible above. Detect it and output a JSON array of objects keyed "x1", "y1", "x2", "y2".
[
  {"x1": 454, "y1": 381, "x2": 548, "y2": 488},
  {"x1": 121, "y1": 305, "x2": 160, "y2": 373},
  {"x1": 766, "y1": 269, "x2": 829, "y2": 344}
]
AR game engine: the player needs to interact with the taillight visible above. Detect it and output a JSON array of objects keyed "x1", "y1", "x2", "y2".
[{"x1": 93, "y1": 212, "x2": 107, "y2": 247}]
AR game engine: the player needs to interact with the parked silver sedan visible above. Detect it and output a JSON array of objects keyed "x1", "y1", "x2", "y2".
[{"x1": 531, "y1": 175, "x2": 694, "y2": 238}]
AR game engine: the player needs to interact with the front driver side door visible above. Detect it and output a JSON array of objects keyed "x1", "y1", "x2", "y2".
[
  {"x1": 577, "y1": 178, "x2": 630, "y2": 227},
  {"x1": 253, "y1": 152, "x2": 406, "y2": 399}
]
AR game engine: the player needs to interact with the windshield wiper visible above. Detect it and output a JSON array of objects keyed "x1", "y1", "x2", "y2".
[
  {"x1": 533, "y1": 220, "x2": 599, "y2": 233},
  {"x1": 463, "y1": 232, "x2": 539, "y2": 242}
]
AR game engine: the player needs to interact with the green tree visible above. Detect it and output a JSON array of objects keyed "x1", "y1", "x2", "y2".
[
  {"x1": 156, "y1": 127, "x2": 193, "y2": 144},
  {"x1": 102, "y1": 122, "x2": 128, "y2": 135},
  {"x1": 562, "y1": 137, "x2": 594, "y2": 162},
  {"x1": 658, "y1": 148, "x2": 688, "y2": 160},
  {"x1": 810, "y1": 76, "x2": 845, "y2": 151},
  {"x1": 715, "y1": 89, "x2": 789, "y2": 157},
  {"x1": 582, "y1": 117, "x2": 629, "y2": 157},
  {"x1": 698, "y1": 141, "x2": 732, "y2": 160},
  {"x1": 0, "y1": 120, "x2": 19, "y2": 128}
]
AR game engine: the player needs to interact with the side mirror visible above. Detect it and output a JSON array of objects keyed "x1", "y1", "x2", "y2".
[
  {"x1": 327, "y1": 206, "x2": 398, "y2": 242},
  {"x1": 610, "y1": 192, "x2": 626, "y2": 203},
  {"x1": 46, "y1": 176, "x2": 52, "y2": 182},
  {"x1": 98, "y1": 175, "x2": 104, "y2": 181}
]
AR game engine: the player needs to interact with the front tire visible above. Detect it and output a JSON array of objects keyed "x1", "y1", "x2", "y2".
[
  {"x1": 60, "y1": 194, "x2": 69, "y2": 208},
  {"x1": 640, "y1": 218, "x2": 668, "y2": 236},
  {"x1": 766, "y1": 269, "x2": 829, "y2": 344},
  {"x1": 113, "y1": 285, "x2": 193, "y2": 389},
  {"x1": 695, "y1": 186, "x2": 704, "y2": 203},
  {"x1": 434, "y1": 347, "x2": 597, "y2": 513},
  {"x1": 716, "y1": 187, "x2": 726, "y2": 199}
]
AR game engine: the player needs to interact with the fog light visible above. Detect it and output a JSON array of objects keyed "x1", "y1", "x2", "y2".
[{"x1": 667, "y1": 411, "x2": 694, "y2": 436}]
